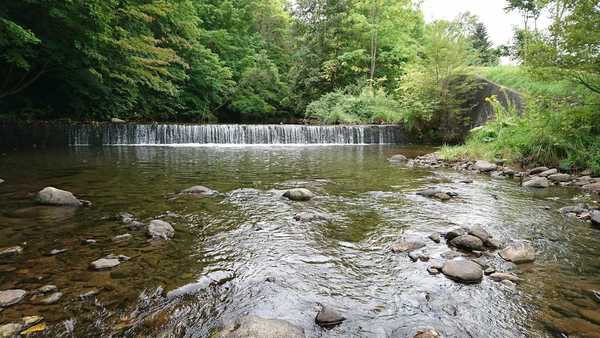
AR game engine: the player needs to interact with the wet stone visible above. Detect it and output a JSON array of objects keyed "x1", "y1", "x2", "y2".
[
  {"x1": 523, "y1": 177, "x2": 550, "y2": 188},
  {"x1": 414, "y1": 329, "x2": 442, "y2": 338},
  {"x1": 538, "y1": 168, "x2": 558, "y2": 177},
  {"x1": 0, "y1": 246, "x2": 23, "y2": 258},
  {"x1": 484, "y1": 237, "x2": 503, "y2": 250},
  {"x1": 81, "y1": 239, "x2": 97, "y2": 245},
  {"x1": 591, "y1": 211, "x2": 600, "y2": 227},
  {"x1": 79, "y1": 289, "x2": 101, "y2": 299},
  {"x1": 484, "y1": 267, "x2": 496, "y2": 275},
  {"x1": 450, "y1": 235, "x2": 484, "y2": 251},
  {"x1": 112, "y1": 233, "x2": 132, "y2": 242},
  {"x1": 90, "y1": 258, "x2": 121, "y2": 270},
  {"x1": 388, "y1": 154, "x2": 408, "y2": 163},
  {"x1": 49, "y1": 248, "x2": 67, "y2": 255},
  {"x1": 0, "y1": 323, "x2": 21, "y2": 337},
  {"x1": 500, "y1": 242, "x2": 536, "y2": 264},
  {"x1": 315, "y1": 305, "x2": 346, "y2": 329},
  {"x1": 473, "y1": 160, "x2": 497, "y2": 172},
  {"x1": 428, "y1": 233, "x2": 441, "y2": 243},
  {"x1": 468, "y1": 225, "x2": 490, "y2": 242},
  {"x1": 445, "y1": 228, "x2": 469, "y2": 241},
  {"x1": 427, "y1": 266, "x2": 441, "y2": 275},
  {"x1": 0, "y1": 289, "x2": 27, "y2": 307},
  {"x1": 179, "y1": 185, "x2": 217, "y2": 197},
  {"x1": 118, "y1": 212, "x2": 135, "y2": 224},
  {"x1": 471, "y1": 257, "x2": 489, "y2": 269},
  {"x1": 441, "y1": 260, "x2": 483, "y2": 284},
  {"x1": 283, "y1": 188, "x2": 315, "y2": 201},
  {"x1": 408, "y1": 251, "x2": 429, "y2": 262},
  {"x1": 528, "y1": 167, "x2": 549, "y2": 175},
  {"x1": 36, "y1": 285, "x2": 58, "y2": 294},
  {"x1": 31, "y1": 292, "x2": 62, "y2": 305},
  {"x1": 219, "y1": 316, "x2": 305, "y2": 338},
  {"x1": 21, "y1": 316, "x2": 43, "y2": 329},
  {"x1": 36, "y1": 187, "x2": 83, "y2": 206},
  {"x1": 391, "y1": 240, "x2": 426, "y2": 253},
  {"x1": 147, "y1": 220, "x2": 175, "y2": 240},
  {"x1": 489, "y1": 272, "x2": 522, "y2": 283}
]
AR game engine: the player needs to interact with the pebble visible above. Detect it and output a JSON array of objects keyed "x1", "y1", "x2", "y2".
[{"x1": 0, "y1": 289, "x2": 27, "y2": 307}]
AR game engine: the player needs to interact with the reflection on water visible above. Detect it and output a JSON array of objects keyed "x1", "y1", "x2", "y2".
[{"x1": 0, "y1": 145, "x2": 599, "y2": 337}]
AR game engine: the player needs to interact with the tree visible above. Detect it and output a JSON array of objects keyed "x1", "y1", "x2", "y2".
[{"x1": 471, "y1": 23, "x2": 500, "y2": 66}]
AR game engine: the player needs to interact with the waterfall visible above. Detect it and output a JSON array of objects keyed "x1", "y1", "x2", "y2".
[{"x1": 69, "y1": 124, "x2": 406, "y2": 145}]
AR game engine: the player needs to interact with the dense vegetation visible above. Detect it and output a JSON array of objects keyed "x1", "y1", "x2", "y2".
[
  {"x1": 0, "y1": 0, "x2": 497, "y2": 124},
  {"x1": 440, "y1": 0, "x2": 599, "y2": 174}
]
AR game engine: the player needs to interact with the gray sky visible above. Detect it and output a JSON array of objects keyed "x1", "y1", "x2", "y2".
[{"x1": 421, "y1": 0, "x2": 526, "y2": 47}]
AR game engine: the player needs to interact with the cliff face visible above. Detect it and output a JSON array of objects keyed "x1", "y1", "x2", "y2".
[{"x1": 468, "y1": 76, "x2": 524, "y2": 127}]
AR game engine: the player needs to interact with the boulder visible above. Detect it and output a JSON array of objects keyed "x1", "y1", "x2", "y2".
[
  {"x1": 523, "y1": 177, "x2": 550, "y2": 188},
  {"x1": 484, "y1": 238, "x2": 503, "y2": 250},
  {"x1": 441, "y1": 260, "x2": 483, "y2": 283},
  {"x1": 0, "y1": 246, "x2": 23, "y2": 258},
  {"x1": 218, "y1": 316, "x2": 305, "y2": 338},
  {"x1": 433, "y1": 192, "x2": 451, "y2": 201},
  {"x1": 179, "y1": 185, "x2": 217, "y2": 197},
  {"x1": 538, "y1": 168, "x2": 558, "y2": 177},
  {"x1": 391, "y1": 240, "x2": 426, "y2": 253},
  {"x1": 147, "y1": 220, "x2": 175, "y2": 240},
  {"x1": 283, "y1": 188, "x2": 315, "y2": 201},
  {"x1": 388, "y1": 154, "x2": 408, "y2": 163},
  {"x1": 591, "y1": 210, "x2": 600, "y2": 227},
  {"x1": 445, "y1": 228, "x2": 468, "y2": 241},
  {"x1": 0, "y1": 289, "x2": 27, "y2": 307},
  {"x1": 473, "y1": 160, "x2": 497, "y2": 172},
  {"x1": 315, "y1": 305, "x2": 346, "y2": 329},
  {"x1": 110, "y1": 117, "x2": 126, "y2": 123},
  {"x1": 450, "y1": 235, "x2": 484, "y2": 251},
  {"x1": 499, "y1": 242, "x2": 536, "y2": 264},
  {"x1": 528, "y1": 167, "x2": 549, "y2": 175},
  {"x1": 468, "y1": 225, "x2": 490, "y2": 242},
  {"x1": 36, "y1": 187, "x2": 83, "y2": 206},
  {"x1": 548, "y1": 173, "x2": 571, "y2": 182}
]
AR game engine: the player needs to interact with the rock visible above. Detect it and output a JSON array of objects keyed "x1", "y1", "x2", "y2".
[
  {"x1": 283, "y1": 188, "x2": 315, "y2": 201},
  {"x1": 118, "y1": 212, "x2": 135, "y2": 224},
  {"x1": 408, "y1": 251, "x2": 429, "y2": 262},
  {"x1": 110, "y1": 117, "x2": 126, "y2": 123},
  {"x1": 591, "y1": 211, "x2": 600, "y2": 227},
  {"x1": 31, "y1": 292, "x2": 62, "y2": 305},
  {"x1": 36, "y1": 187, "x2": 83, "y2": 206},
  {"x1": 471, "y1": 257, "x2": 489, "y2": 269},
  {"x1": 20, "y1": 316, "x2": 43, "y2": 329},
  {"x1": 445, "y1": 228, "x2": 468, "y2": 241},
  {"x1": 49, "y1": 248, "x2": 67, "y2": 255},
  {"x1": 0, "y1": 289, "x2": 27, "y2": 307},
  {"x1": 90, "y1": 258, "x2": 121, "y2": 270},
  {"x1": 0, "y1": 246, "x2": 23, "y2": 258},
  {"x1": 81, "y1": 239, "x2": 97, "y2": 245},
  {"x1": 459, "y1": 178, "x2": 474, "y2": 184},
  {"x1": 0, "y1": 178, "x2": 3, "y2": 184},
  {"x1": 416, "y1": 189, "x2": 438, "y2": 198},
  {"x1": 147, "y1": 220, "x2": 175, "y2": 240},
  {"x1": 315, "y1": 305, "x2": 346, "y2": 329},
  {"x1": 391, "y1": 240, "x2": 426, "y2": 253},
  {"x1": 428, "y1": 233, "x2": 441, "y2": 243},
  {"x1": 473, "y1": 160, "x2": 497, "y2": 172},
  {"x1": 490, "y1": 171, "x2": 506, "y2": 180},
  {"x1": 293, "y1": 211, "x2": 330, "y2": 222},
  {"x1": 468, "y1": 225, "x2": 490, "y2": 242},
  {"x1": 112, "y1": 233, "x2": 132, "y2": 242},
  {"x1": 388, "y1": 154, "x2": 408, "y2": 163},
  {"x1": 538, "y1": 168, "x2": 558, "y2": 177},
  {"x1": 441, "y1": 260, "x2": 483, "y2": 283},
  {"x1": 528, "y1": 167, "x2": 549, "y2": 175},
  {"x1": 427, "y1": 266, "x2": 441, "y2": 275},
  {"x1": 489, "y1": 272, "x2": 522, "y2": 283},
  {"x1": 499, "y1": 242, "x2": 536, "y2": 264},
  {"x1": 484, "y1": 267, "x2": 496, "y2": 275},
  {"x1": 484, "y1": 238, "x2": 502, "y2": 249},
  {"x1": 179, "y1": 185, "x2": 217, "y2": 197},
  {"x1": 414, "y1": 329, "x2": 442, "y2": 338},
  {"x1": 450, "y1": 235, "x2": 484, "y2": 251},
  {"x1": 218, "y1": 316, "x2": 305, "y2": 338},
  {"x1": 548, "y1": 173, "x2": 571, "y2": 182},
  {"x1": 559, "y1": 204, "x2": 589, "y2": 215},
  {"x1": 0, "y1": 323, "x2": 21, "y2": 338},
  {"x1": 433, "y1": 192, "x2": 451, "y2": 201},
  {"x1": 36, "y1": 285, "x2": 58, "y2": 294},
  {"x1": 523, "y1": 177, "x2": 550, "y2": 188}
]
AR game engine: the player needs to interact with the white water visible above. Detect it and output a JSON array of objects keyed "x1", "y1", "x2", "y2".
[{"x1": 69, "y1": 124, "x2": 406, "y2": 145}]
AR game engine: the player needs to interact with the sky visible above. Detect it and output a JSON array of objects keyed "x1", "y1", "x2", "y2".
[{"x1": 421, "y1": 0, "x2": 526, "y2": 47}]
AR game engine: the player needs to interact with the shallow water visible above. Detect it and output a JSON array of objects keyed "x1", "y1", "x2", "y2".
[{"x1": 0, "y1": 145, "x2": 599, "y2": 337}]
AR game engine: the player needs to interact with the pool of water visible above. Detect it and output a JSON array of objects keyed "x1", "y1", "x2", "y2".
[{"x1": 0, "y1": 145, "x2": 599, "y2": 337}]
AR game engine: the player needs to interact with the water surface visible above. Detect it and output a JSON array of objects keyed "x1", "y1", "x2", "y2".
[{"x1": 0, "y1": 145, "x2": 599, "y2": 337}]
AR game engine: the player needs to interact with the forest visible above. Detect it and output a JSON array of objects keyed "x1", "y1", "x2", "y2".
[{"x1": 0, "y1": 0, "x2": 599, "y2": 170}]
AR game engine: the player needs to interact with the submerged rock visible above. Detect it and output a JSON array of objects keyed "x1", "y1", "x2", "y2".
[
  {"x1": 523, "y1": 177, "x2": 550, "y2": 188},
  {"x1": 0, "y1": 178, "x2": 4, "y2": 184},
  {"x1": 391, "y1": 240, "x2": 426, "y2": 253},
  {"x1": 499, "y1": 242, "x2": 536, "y2": 264},
  {"x1": 110, "y1": 117, "x2": 126, "y2": 123},
  {"x1": 0, "y1": 289, "x2": 27, "y2": 307},
  {"x1": 591, "y1": 211, "x2": 600, "y2": 227},
  {"x1": 0, "y1": 323, "x2": 21, "y2": 337},
  {"x1": 0, "y1": 246, "x2": 23, "y2": 258},
  {"x1": 283, "y1": 188, "x2": 315, "y2": 201},
  {"x1": 293, "y1": 211, "x2": 330, "y2": 222},
  {"x1": 445, "y1": 228, "x2": 469, "y2": 241},
  {"x1": 489, "y1": 272, "x2": 522, "y2": 283},
  {"x1": 36, "y1": 285, "x2": 58, "y2": 294},
  {"x1": 468, "y1": 226, "x2": 490, "y2": 242},
  {"x1": 473, "y1": 160, "x2": 497, "y2": 172},
  {"x1": 450, "y1": 235, "x2": 484, "y2": 251},
  {"x1": 428, "y1": 233, "x2": 441, "y2": 243},
  {"x1": 49, "y1": 248, "x2": 67, "y2": 256},
  {"x1": 441, "y1": 260, "x2": 483, "y2": 283},
  {"x1": 147, "y1": 220, "x2": 174, "y2": 240},
  {"x1": 36, "y1": 187, "x2": 84, "y2": 206},
  {"x1": 484, "y1": 237, "x2": 503, "y2": 250},
  {"x1": 388, "y1": 154, "x2": 408, "y2": 163},
  {"x1": 112, "y1": 233, "x2": 132, "y2": 242},
  {"x1": 179, "y1": 185, "x2": 217, "y2": 197},
  {"x1": 315, "y1": 305, "x2": 346, "y2": 329},
  {"x1": 31, "y1": 292, "x2": 62, "y2": 305},
  {"x1": 218, "y1": 316, "x2": 305, "y2": 338},
  {"x1": 89, "y1": 255, "x2": 127, "y2": 270},
  {"x1": 118, "y1": 212, "x2": 136, "y2": 224}
]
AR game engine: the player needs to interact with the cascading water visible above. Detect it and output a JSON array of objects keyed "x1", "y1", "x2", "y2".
[{"x1": 68, "y1": 124, "x2": 406, "y2": 146}]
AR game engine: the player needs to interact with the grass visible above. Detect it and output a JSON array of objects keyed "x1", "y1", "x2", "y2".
[{"x1": 439, "y1": 66, "x2": 600, "y2": 174}]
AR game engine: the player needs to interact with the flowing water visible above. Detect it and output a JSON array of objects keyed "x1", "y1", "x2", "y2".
[{"x1": 0, "y1": 145, "x2": 599, "y2": 337}]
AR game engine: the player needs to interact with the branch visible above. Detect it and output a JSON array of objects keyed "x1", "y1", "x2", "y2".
[{"x1": 0, "y1": 62, "x2": 48, "y2": 99}]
